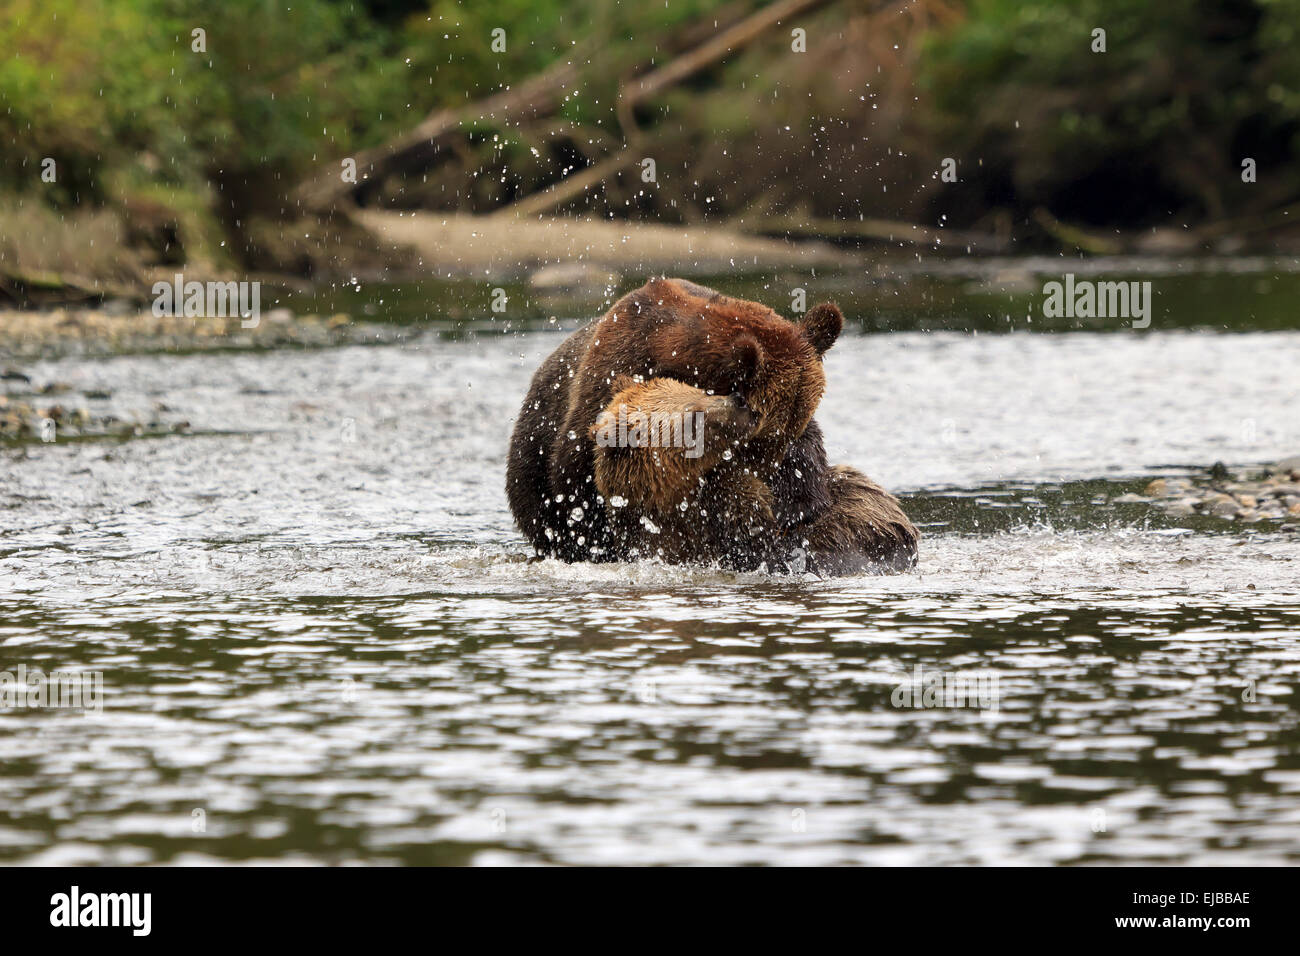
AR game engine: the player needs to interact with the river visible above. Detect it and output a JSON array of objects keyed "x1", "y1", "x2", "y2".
[{"x1": 2, "y1": 266, "x2": 1298, "y2": 864}]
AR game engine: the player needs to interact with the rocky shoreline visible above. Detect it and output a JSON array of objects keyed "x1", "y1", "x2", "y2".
[
  {"x1": 0, "y1": 307, "x2": 411, "y2": 362},
  {"x1": 1116, "y1": 458, "x2": 1300, "y2": 525},
  {"x1": 0, "y1": 390, "x2": 190, "y2": 444},
  {"x1": 0, "y1": 306, "x2": 418, "y2": 444},
  {"x1": 1, "y1": 362, "x2": 202, "y2": 444}
]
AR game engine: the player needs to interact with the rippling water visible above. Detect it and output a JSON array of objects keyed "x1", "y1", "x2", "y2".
[{"x1": 3, "y1": 283, "x2": 1300, "y2": 864}]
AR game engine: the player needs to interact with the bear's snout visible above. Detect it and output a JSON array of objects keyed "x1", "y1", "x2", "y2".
[
  {"x1": 716, "y1": 392, "x2": 759, "y2": 437},
  {"x1": 690, "y1": 392, "x2": 758, "y2": 448}
]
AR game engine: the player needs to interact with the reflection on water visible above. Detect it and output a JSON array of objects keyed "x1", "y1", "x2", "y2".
[
  {"x1": 2, "y1": 568, "x2": 1298, "y2": 866},
  {"x1": 2, "y1": 281, "x2": 1299, "y2": 864},
  {"x1": 271, "y1": 263, "x2": 1300, "y2": 334}
]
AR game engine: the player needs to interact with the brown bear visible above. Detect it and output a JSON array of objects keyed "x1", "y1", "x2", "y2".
[
  {"x1": 506, "y1": 277, "x2": 918, "y2": 574},
  {"x1": 587, "y1": 374, "x2": 785, "y2": 567}
]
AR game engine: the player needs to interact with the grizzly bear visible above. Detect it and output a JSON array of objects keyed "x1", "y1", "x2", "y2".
[
  {"x1": 587, "y1": 374, "x2": 785, "y2": 567},
  {"x1": 506, "y1": 277, "x2": 918, "y2": 574}
]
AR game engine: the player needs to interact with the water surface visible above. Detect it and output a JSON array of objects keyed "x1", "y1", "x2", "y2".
[{"x1": 2, "y1": 270, "x2": 1299, "y2": 864}]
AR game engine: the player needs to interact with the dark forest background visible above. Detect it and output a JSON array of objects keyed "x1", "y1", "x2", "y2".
[{"x1": 3, "y1": 0, "x2": 1299, "y2": 281}]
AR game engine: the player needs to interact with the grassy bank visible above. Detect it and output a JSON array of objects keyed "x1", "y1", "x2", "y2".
[{"x1": 4, "y1": 0, "x2": 1300, "y2": 304}]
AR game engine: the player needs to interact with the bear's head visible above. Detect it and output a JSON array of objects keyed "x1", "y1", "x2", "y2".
[{"x1": 585, "y1": 278, "x2": 842, "y2": 445}]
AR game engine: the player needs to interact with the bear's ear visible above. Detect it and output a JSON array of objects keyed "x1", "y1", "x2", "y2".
[
  {"x1": 726, "y1": 334, "x2": 763, "y2": 389},
  {"x1": 801, "y1": 302, "x2": 842, "y2": 355}
]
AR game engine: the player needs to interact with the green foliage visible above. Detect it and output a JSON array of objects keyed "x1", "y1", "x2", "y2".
[
  {"x1": 921, "y1": 0, "x2": 1300, "y2": 222},
  {"x1": 1, "y1": 0, "x2": 1296, "y2": 234},
  {"x1": 402, "y1": 1, "x2": 737, "y2": 129},
  {"x1": 0, "y1": 0, "x2": 737, "y2": 211},
  {"x1": 0, "y1": 0, "x2": 149, "y2": 202},
  {"x1": 0, "y1": 0, "x2": 407, "y2": 205}
]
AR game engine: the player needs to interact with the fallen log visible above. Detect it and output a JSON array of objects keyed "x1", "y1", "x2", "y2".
[
  {"x1": 1032, "y1": 208, "x2": 1122, "y2": 255},
  {"x1": 739, "y1": 213, "x2": 1012, "y2": 253},
  {"x1": 497, "y1": 0, "x2": 840, "y2": 217},
  {"x1": 491, "y1": 149, "x2": 640, "y2": 219},
  {"x1": 295, "y1": 60, "x2": 579, "y2": 211},
  {"x1": 619, "y1": 0, "x2": 835, "y2": 122},
  {"x1": 299, "y1": 0, "x2": 842, "y2": 214}
]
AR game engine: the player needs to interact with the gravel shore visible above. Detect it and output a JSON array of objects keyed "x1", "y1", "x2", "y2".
[
  {"x1": 0, "y1": 307, "x2": 409, "y2": 362},
  {"x1": 0, "y1": 390, "x2": 190, "y2": 444},
  {"x1": 0, "y1": 306, "x2": 417, "y2": 444},
  {"x1": 1115, "y1": 458, "x2": 1300, "y2": 527}
]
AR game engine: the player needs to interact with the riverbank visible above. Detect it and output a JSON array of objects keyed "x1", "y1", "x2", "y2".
[
  {"x1": 0, "y1": 308, "x2": 414, "y2": 363},
  {"x1": 1, "y1": 208, "x2": 859, "y2": 311},
  {"x1": 1123, "y1": 459, "x2": 1300, "y2": 525},
  {"x1": 8, "y1": 205, "x2": 1300, "y2": 314},
  {"x1": 355, "y1": 211, "x2": 857, "y2": 279},
  {"x1": 0, "y1": 308, "x2": 419, "y2": 442}
]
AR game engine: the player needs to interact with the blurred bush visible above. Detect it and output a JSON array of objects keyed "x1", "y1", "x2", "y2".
[
  {"x1": 921, "y1": 0, "x2": 1300, "y2": 225},
  {"x1": 0, "y1": 0, "x2": 1297, "y2": 259},
  {"x1": 0, "y1": 0, "x2": 402, "y2": 209}
]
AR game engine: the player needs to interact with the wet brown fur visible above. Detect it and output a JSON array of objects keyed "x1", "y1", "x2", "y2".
[
  {"x1": 589, "y1": 375, "x2": 758, "y2": 513},
  {"x1": 797, "y1": 466, "x2": 919, "y2": 574},
  {"x1": 588, "y1": 376, "x2": 787, "y2": 568}
]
